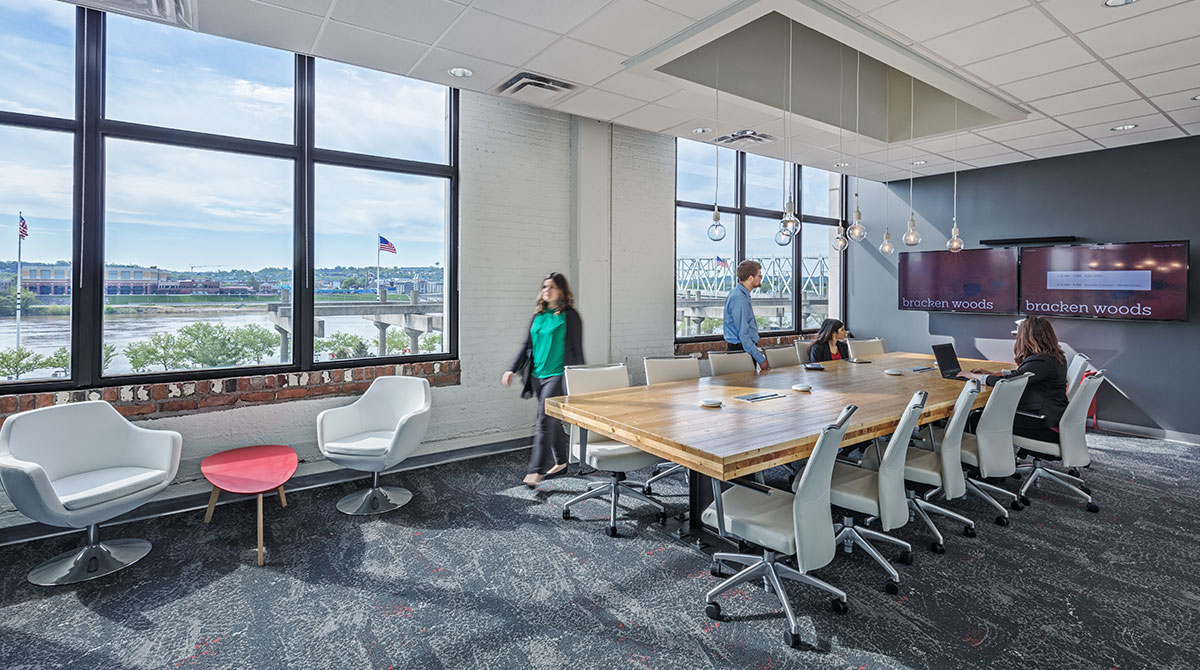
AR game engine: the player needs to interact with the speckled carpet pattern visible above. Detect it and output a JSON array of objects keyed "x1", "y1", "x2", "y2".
[{"x1": 0, "y1": 430, "x2": 1197, "y2": 669}]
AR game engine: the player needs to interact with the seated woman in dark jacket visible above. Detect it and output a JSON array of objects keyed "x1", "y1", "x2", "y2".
[
  {"x1": 808, "y1": 318, "x2": 850, "y2": 363},
  {"x1": 963, "y1": 316, "x2": 1069, "y2": 442}
]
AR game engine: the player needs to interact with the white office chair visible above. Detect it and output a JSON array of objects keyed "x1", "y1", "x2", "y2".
[
  {"x1": 708, "y1": 351, "x2": 755, "y2": 376},
  {"x1": 955, "y1": 373, "x2": 1031, "y2": 526},
  {"x1": 1013, "y1": 371, "x2": 1105, "y2": 513},
  {"x1": 561, "y1": 364, "x2": 666, "y2": 537},
  {"x1": 829, "y1": 391, "x2": 926, "y2": 593},
  {"x1": 317, "y1": 376, "x2": 432, "y2": 515},
  {"x1": 764, "y1": 346, "x2": 801, "y2": 368},
  {"x1": 642, "y1": 356, "x2": 700, "y2": 493},
  {"x1": 0, "y1": 401, "x2": 182, "y2": 586},
  {"x1": 702, "y1": 405, "x2": 857, "y2": 647},
  {"x1": 1065, "y1": 352, "x2": 1091, "y2": 399},
  {"x1": 846, "y1": 338, "x2": 887, "y2": 358}
]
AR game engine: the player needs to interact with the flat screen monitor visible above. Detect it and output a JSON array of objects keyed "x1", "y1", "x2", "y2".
[
  {"x1": 1020, "y1": 241, "x2": 1190, "y2": 322},
  {"x1": 898, "y1": 247, "x2": 1019, "y2": 314}
]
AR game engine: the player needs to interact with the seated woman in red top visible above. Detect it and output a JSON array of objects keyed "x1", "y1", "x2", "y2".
[{"x1": 808, "y1": 318, "x2": 850, "y2": 363}]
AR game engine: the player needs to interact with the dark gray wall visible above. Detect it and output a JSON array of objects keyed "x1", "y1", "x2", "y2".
[{"x1": 847, "y1": 135, "x2": 1200, "y2": 437}]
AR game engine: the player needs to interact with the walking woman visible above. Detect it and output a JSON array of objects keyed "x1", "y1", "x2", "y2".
[
  {"x1": 502, "y1": 272, "x2": 584, "y2": 487},
  {"x1": 808, "y1": 318, "x2": 850, "y2": 363}
]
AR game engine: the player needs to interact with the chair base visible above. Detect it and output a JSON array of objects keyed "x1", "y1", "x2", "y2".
[
  {"x1": 644, "y1": 463, "x2": 687, "y2": 493},
  {"x1": 562, "y1": 472, "x2": 665, "y2": 535},
  {"x1": 833, "y1": 516, "x2": 911, "y2": 591},
  {"x1": 336, "y1": 486, "x2": 413, "y2": 515},
  {"x1": 907, "y1": 491, "x2": 976, "y2": 551},
  {"x1": 1017, "y1": 461, "x2": 1098, "y2": 511},
  {"x1": 706, "y1": 550, "x2": 847, "y2": 638},
  {"x1": 966, "y1": 476, "x2": 1019, "y2": 525},
  {"x1": 28, "y1": 537, "x2": 152, "y2": 587}
]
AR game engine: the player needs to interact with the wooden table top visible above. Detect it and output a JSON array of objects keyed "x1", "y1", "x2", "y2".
[{"x1": 545, "y1": 352, "x2": 1009, "y2": 481}]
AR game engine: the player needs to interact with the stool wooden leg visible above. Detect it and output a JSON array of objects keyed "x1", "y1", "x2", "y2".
[
  {"x1": 277, "y1": 486, "x2": 287, "y2": 508},
  {"x1": 257, "y1": 493, "x2": 264, "y2": 567},
  {"x1": 204, "y1": 485, "x2": 220, "y2": 524}
]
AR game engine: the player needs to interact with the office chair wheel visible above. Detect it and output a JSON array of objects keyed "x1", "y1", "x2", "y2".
[
  {"x1": 995, "y1": 515, "x2": 1009, "y2": 527},
  {"x1": 884, "y1": 581, "x2": 900, "y2": 595},
  {"x1": 705, "y1": 602, "x2": 722, "y2": 621},
  {"x1": 930, "y1": 542, "x2": 945, "y2": 554},
  {"x1": 898, "y1": 550, "x2": 914, "y2": 565},
  {"x1": 1019, "y1": 495, "x2": 1031, "y2": 507},
  {"x1": 963, "y1": 525, "x2": 977, "y2": 538},
  {"x1": 1011, "y1": 500, "x2": 1024, "y2": 511},
  {"x1": 643, "y1": 485, "x2": 653, "y2": 496},
  {"x1": 1068, "y1": 468, "x2": 1081, "y2": 478},
  {"x1": 1080, "y1": 485, "x2": 1092, "y2": 495},
  {"x1": 830, "y1": 598, "x2": 849, "y2": 615},
  {"x1": 658, "y1": 512, "x2": 668, "y2": 526},
  {"x1": 562, "y1": 510, "x2": 572, "y2": 520},
  {"x1": 710, "y1": 562, "x2": 723, "y2": 577},
  {"x1": 605, "y1": 525, "x2": 619, "y2": 538},
  {"x1": 784, "y1": 630, "x2": 801, "y2": 649},
  {"x1": 1086, "y1": 502, "x2": 1100, "y2": 513}
]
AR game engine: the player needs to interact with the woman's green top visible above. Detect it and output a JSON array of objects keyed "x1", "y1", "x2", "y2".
[{"x1": 530, "y1": 309, "x2": 567, "y2": 378}]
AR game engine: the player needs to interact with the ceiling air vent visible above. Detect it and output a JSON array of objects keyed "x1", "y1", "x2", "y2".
[
  {"x1": 496, "y1": 72, "x2": 577, "y2": 105},
  {"x1": 715, "y1": 129, "x2": 776, "y2": 145},
  {"x1": 68, "y1": 0, "x2": 197, "y2": 29}
]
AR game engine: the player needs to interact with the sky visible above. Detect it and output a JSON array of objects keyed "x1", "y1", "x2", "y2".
[{"x1": 0, "y1": 0, "x2": 449, "y2": 274}]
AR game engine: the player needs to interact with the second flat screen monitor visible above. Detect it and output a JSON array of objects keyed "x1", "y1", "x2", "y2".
[{"x1": 898, "y1": 247, "x2": 1019, "y2": 314}]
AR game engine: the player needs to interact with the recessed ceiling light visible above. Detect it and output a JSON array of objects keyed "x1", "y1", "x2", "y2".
[
  {"x1": 834, "y1": 161, "x2": 851, "y2": 167},
  {"x1": 911, "y1": 160, "x2": 928, "y2": 165},
  {"x1": 1191, "y1": 94, "x2": 1200, "y2": 101},
  {"x1": 1110, "y1": 123, "x2": 1138, "y2": 131},
  {"x1": 447, "y1": 67, "x2": 473, "y2": 78},
  {"x1": 1103, "y1": 0, "x2": 1139, "y2": 6},
  {"x1": 692, "y1": 127, "x2": 712, "y2": 134}
]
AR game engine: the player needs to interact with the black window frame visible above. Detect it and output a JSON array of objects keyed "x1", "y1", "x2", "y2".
[
  {"x1": 674, "y1": 140, "x2": 846, "y2": 343},
  {"x1": 0, "y1": 7, "x2": 459, "y2": 393}
]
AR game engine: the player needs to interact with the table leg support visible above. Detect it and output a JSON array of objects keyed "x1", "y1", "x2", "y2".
[
  {"x1": 256, "y1": 493, "x2": 264, "y2": 567},
  {"x1": 277, "y1": 486, "x2": 287, "y2": 508},
  {"x1": 204, "y1": 485, "x2": 219, "y2": 524}
]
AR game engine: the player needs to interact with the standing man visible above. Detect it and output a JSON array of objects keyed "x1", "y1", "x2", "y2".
[{"x1": 723, "y1": 259, "x2": 768, "y2": 371}]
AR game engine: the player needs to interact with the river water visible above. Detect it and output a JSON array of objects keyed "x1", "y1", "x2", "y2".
[{"x1": 0, "y1": 308, "x2": 438, "y2": 378}]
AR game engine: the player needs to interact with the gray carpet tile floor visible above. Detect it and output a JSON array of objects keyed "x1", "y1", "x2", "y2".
[{"x1": 0, "y1": 430, "x2": 1197, "y2": 669}]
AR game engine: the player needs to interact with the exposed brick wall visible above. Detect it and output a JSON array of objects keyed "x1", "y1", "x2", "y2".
[
  {"x1": 0, "y1": 360, "x2": 460, "y2": 426},
  {"x1": 675, "y1": 334, "x2": 815, "y2": 358}
]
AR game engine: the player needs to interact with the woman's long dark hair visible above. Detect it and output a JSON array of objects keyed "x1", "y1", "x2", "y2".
[
  {"x1": 1014, "y1": 316, "x2": 1064, "y2": 365},
  {"x1": 810, "y1": 318, "x2": 845, "y2": 351},
  {"x1": 535, "y1": 272, "x2": 574, "y2": 315}
]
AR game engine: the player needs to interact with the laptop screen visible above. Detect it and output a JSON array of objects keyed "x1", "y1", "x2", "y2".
[{"x1": 932, "y1": 343, "x2": 961, "y2": 376}]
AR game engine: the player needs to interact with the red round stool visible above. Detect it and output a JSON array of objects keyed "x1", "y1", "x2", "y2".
[{"x1": 201, "y1": 445, "x2": 298, "y2": 566}]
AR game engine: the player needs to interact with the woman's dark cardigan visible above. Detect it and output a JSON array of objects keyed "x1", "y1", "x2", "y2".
[{"x1": 508, "y1": 306, "x2": 584, "y2": 399}]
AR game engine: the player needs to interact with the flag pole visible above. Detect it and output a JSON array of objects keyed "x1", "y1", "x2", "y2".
[
  {"x1": 376, "y1": 233, "x2": 381, "y2": 295},
  {"x1": 15, "y1": 212, "x2": 22, "y2": 351}
]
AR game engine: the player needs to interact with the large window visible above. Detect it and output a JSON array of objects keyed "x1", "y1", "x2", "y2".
[
  {"x1": 0, "y1": 7, "x2": 457, "y2": 391},
  {"x1": 675, "y1": 139, "x2": 843, "y2": 340}
]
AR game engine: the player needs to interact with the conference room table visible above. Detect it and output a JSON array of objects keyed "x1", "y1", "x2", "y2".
[{"x1": 544, "y1": 351, "x2": 1003, "y2": 548}]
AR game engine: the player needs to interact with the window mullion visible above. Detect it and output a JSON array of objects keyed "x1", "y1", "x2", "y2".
[
  {"x1": 73, "y1": 7, "x2": 104, "y2": 389},
  {"x1": 294, "y1": 54, "x2": 314, "y2": 372}
]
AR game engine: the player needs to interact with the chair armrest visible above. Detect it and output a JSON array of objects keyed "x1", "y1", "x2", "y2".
[
  {"x1": 316, "y1": 402, "x2": 363, "y2": 448},
  {"x1": 1015, "y1": 410, "x2": 1046, "y2": 420},
  {"x1": 388, "y1": 402, "x2": 433, "y2": 463},
  {"x1": 0, "y1": 453, "x2": 67, "y2": 525},
  {"x1": 729, "y1": 476, "x2": 775, "y2": 495},
  {"x1": 125, "y1": 425, "x2": 183, "y2": 479}
]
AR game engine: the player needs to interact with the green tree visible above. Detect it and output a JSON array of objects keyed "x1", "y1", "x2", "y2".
[
  {"x1": 0, "y1": 288, "x2": 37, "y2": 317},
  {"x1": 233, "y1": 324, "x2": 277, "y2": 364},
  {"x1": 340, "y1": 276, "x2": 361, "y2": 290},
  {"x1": 0, "y1": 347, "x2": 47, "y2": 380},
  {"x1": 316, "y1": 332, "x2": 369, "y2": 359},
  {"x1": 419, "y1": 332, "x2": 442, "y2": 353},
  {"x1": 178, "y1": 322, "x2": 243, "y2": 368},
  {"x1": 246, "y1": 277, "x2": 261, "y2": 292},
  {"x1": 102, "y1": 343, "x2": 117, "y2": 372},
  {"x1": 385, "y1": 328, "x2": 409, "y2": 353},
  {"x1": 45, "y1": 346, "x2": 70, "y2": 376}
]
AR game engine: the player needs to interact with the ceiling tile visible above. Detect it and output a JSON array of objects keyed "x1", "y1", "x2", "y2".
[
  {"x1": 1001, "y1": 62, "x2": 1117, "y2": 102},
  {"x1": 912, "y1": 132, "x2": 992, "y2": 153},
  {"x1": 331, "y1": 0, "x2": 463, "y2": 44},
  {"x1": 645, "y1": 0, "x2": 738, "y2": 20},
  {"x1": 975, "y1": 117, "x2": 1066, "y2": 142},
  {"x1": 198, "y1": 0, "x2": 324, "y2": 54},
  {"x1": 1106, "y1": 36, "x2": 1200, "y2": 81},
  {"x1": 1130, "y1": 64, "x2": 1200, "y2": 98},
  {"x1": 951, "y1": 142, "x2": 1017, "y2": 161},
  {"x1": 1004, "y1": 129, "x2": 1086, "y2": 151},
  {"x1": 964, "y1": 38, "x2": 1094, "y2": 86},
  {"x1": 314, "y1": 22, "x2": 429, "y2": 74},
  {"x1": 1097, "y1": 126, "x2": 1185, "y2": 148},
  {"x1": 1078, "y1": 113, "x2": 1176, "y2": 140},
  {"x1": 1077, "y1": 1, "x2": 1200, "y2": 58},
  {"x1": 407, "y1": 49, "x2": 516, "y2": 92},
  {"x1": 1183, "y1": 122, "x2": 1200, "y2": 135},
  {"x1": 256, "y1": 0, "x2": 331, "y2": 16},
  {"x1": 867, "y1": 0, "x2": 1026, "y2": 43},
  {"x1": 1029, "y1": 82, "x2": 1140, "y2": 117},
  {"x1": 719, "y1": 104, "x2": 779, "y2": 129},
  {"x1": 613, "y1": 103, "x2": 696, "y2": 133},
  {"x1": 965, "y1": 151, "x2": 1027, "y2": 168},
  {"x1": 1150, "y1": 91, "x2": 1200, "y2": 113},
  {"x1": 1024, "y1": 140, "x2": 1102, "y2": 159},
  {"x1": 471, "y1": 0, "x2": 609, "y2": 34},
  {"x1": 594, "y1": 71, "x2": 681, "y2": 102},
  {"x1": 1054, "y1": 99, "x2": 1157, "y2": 128},
  {"x1": 569, "y1": 0, "x2": 694, "y2": 56},
  {"x1": 437, "y1": 9, "x2": 559, "y2": 65},
  {"x1": 663, "y1": 117, "x2": 718, "y2": 138},
  {"x1": 1034, "y1": 0, "x2": 1191, "y2": 34},
  {"x1": 658, "y1": 87, "x2": 721, "y2": 113},
  {"x1": 836, "y1": 0, "x2": 897, "y2": 16},
  {"x1": 523, "y1": 38, "x2": 626, "y2": 86},
  {"x1": 923, "y1": 7, "x2": 1064, "y2": 67},
  {"x1": 1167, "y1": 106, "x2": 1200, "y2": 126},
  {"x1": 553, "y1": 88, "x2": 645, "y2": 120}
]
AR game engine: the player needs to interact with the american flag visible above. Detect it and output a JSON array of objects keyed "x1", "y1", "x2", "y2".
[
  {"x1": 715, "y1": 255, "x2": 728, "y2": 269},
  {"x1": 18, "y1": 213, "x2": 28, "y2": 240},
  {"x1": 378, "y1": 235, "x2": 396, "y2": 254}
]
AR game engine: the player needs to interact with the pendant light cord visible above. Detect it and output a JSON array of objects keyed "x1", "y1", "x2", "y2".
[
  {"x1": 786, "y1": 22, "x2": 793, "y2": 207},
  {"x1": 854, "y1": 51, "x2": 860, "y2": 208},
  {"x1": 953, "y1": 97, "x2": 958, "y2": 228},
  {"x1": 909, "y1": 76, "x2": 914, "y2": 217},
  {"x1": 714, "y1": 42, "x2": 720, "y2": 212},
  {"x1": 884, "y1": 71, "x2": 889, "y2": 227}
]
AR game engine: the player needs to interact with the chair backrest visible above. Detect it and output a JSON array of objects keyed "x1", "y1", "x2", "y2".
[
  {"x1": 936, "y1": 379, "x2": 981, "y2": 500},
  {"x1": 0, "y1": 401, "x2": 135, "y2": 481},
  {"x1": 1065, "y1": 352, "x2": 1091, "y2": 398},
  {"x1": 708, "y1": 351, "x2": 754, "y2": 376},
  {"x1": 1058, "y1": 370, "x2": 1104, "y2": 468},
  {"x1": 847, "y1": 338, "x2": 886, "y2": 358},
  {"x1": 355, "y1": 376, "x2": 432, "y2": 434},
  {"x1": 795, "y1": 339, "x2": 811, "y2": 364},
  {"x1": 764, "y1": 346, "x2": 801, "y2": 368},
  {"x1": 792, "y1": 404, "x2": 857, "y2": 572},
  {"x1": 973, "y1": 372, "x2": 1031, "y2": 478},
  {"x1": 643, "y1": 356, "x2": 701, "y2": 385},
  {"x1": 564, "y1": 363, "x2": 630, "y2": 395},
  {"x1": 877, "y1": 391, "x2": 927, "y2": 531}
]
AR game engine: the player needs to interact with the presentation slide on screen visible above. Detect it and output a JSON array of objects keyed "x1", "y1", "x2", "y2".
[
  {"x1": 898, "y1": 248, "x2": 1019, "y2": 314},
  {"x1": 1020, "y1": 242, "x2": 1189, "y2": 321}
]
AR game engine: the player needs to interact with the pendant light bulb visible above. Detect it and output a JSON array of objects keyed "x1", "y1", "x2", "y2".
[
  {"x1": 902, "y1": 214, "x2": 921, "y2": 246},
  {"x1": 847, "y1": 204, "x2": 867, "y2": 242},
  {"x1": 707, "y1": 206, "x2": 726, "y2": 242},
  {"x1": 832, "y1": 224, "x2": 849, "y2": 252},
  {"x1": 946, "y1": 219, "x2": 964, "y2": 253},
  {"x1": 780, "y1": 212, "x2": 799, "y2": 235},
  {"x1": 774, "y1": 228, "x2": 793, "y2": 246},
  {"x1": 879, "y1": 227, "x2": 895, "y2": 255}
]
